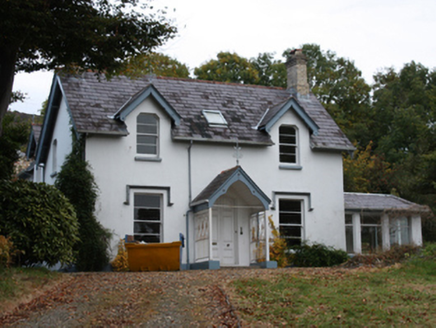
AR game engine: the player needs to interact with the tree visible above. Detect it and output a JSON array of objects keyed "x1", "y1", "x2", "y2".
[
  {"x1": 194, "y1": 52, "x2": 259, "y2": 84},
  {"x1": 285, "y1": 44, "x2": 372, "y2": 145},
  {"x1": 0, "y1": 112, "x2": 30, "y2": 180},
  {"x1": 0, "y1": 0, "x2": 177, "y2": 135},
  {"x1": 55, "y1": 136, "x2": 111, "y2": 271},
  {"x1": 123, "y1": 52, "x2": 190, "y2": 78},
  {"x1": 251, "y1": 52, "x2": 286, "y2": 88}
]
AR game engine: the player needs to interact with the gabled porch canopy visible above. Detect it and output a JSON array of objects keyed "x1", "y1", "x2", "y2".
[{"x1": 190, "y1": 166, "x2": 271, "y2": 213}]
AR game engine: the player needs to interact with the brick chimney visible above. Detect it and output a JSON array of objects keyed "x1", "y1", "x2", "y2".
[{"x1": 285, "y1": 49, "x2": 310, "y2": 95}]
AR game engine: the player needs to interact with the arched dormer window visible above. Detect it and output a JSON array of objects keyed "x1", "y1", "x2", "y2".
[
  {"x1": 279, "y1": 125, "x2": 298, "y2": 164},
  {"x1": 137, "y1": 113, "x2": 159, "y2": 156}
]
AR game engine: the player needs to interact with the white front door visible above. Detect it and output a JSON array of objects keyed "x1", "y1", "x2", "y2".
[{"x1": 212, "y1": 206, "x2": 237, "y2": 266}]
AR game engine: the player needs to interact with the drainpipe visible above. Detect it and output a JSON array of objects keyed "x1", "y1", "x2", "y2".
[{"x1": 186, "y1": 140, "x2": 194, "y2": 269}]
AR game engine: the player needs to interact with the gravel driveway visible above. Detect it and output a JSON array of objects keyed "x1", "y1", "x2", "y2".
[{"x1": 0, "y1": 268, "x2": 281, "y2": 327}]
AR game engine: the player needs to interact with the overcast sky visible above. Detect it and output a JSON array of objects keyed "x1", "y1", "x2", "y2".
[{"x1": 10, "y1": 0, "x2": 436, "y2": 115}]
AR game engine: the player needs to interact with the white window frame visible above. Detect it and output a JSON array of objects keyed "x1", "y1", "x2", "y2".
[
  {"x1": 278, "y1": 199, "x2": 304, "y2": 247},
  {"x1": 345, "y1": 213, "x2": 354, "y2": 253},
  {"x1": 136, "y1": 113, "x2": 159, "y2": 157},
  {"x1": 202, "y1": 110, "x2": 228, "y2": 127},
  {"x1": 279, "y1": 125, "x2": 300, "y2": 169},
  {"x1": 133, "y1": 193, "x2": 163, "y2": 243},
  {"x1": 361, "y1": 214, "x2": 382, "y2": 254},
  {"x1": 390, "y1": 217, "x2": 411, "y2": 246}
]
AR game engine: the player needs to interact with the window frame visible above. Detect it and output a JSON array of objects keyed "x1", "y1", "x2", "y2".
[
  {"x1": 279, "y1": 125, "x2": 300, "y2": 168},
  {"x1": 133, "y1": 193, "x2": 163, "y2": 243},
  {"x1": 390, "y1": 217, "x2": 411, "y2": 246},
  {"x1": 278, "y1": 199, "x2": 304, "y2": 247},
  {"x1": 136, "y1": 113, "x2": 159, "y2": 157},
  {"x1": 361, "y1": 214, "x2": 382, "y2": 254},
  {"x1": 345, "y1": 214, "x2": 354, "y2": 253},
  {"x1": 202, "y1": 110, "x2": 228, "y2": 127}
]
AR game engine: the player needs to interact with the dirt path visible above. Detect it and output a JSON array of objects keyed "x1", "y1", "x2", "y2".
[{"x1": 0, "y1": 268, "x2": 280, "y2": 327}]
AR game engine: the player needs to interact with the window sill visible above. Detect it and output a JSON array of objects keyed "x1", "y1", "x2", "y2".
[
  {"x1": 279, "y1": 164, "x2": 302, "y2": 170},
  {"x1": 50, "y1": 171, "x2": 58, "y2": 178},
  {"x1": 135, "y1": 156, "x2": 162, "y2": 162}
]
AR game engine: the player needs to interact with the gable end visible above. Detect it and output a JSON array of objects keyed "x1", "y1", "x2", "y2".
[{"x1": 113, "y1": 85, "x2": 181, "y2": 125}]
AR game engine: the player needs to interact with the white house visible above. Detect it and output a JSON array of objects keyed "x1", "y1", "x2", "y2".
[{"x1": 25, "y1": 50, "x2": 425, "y2": 269}]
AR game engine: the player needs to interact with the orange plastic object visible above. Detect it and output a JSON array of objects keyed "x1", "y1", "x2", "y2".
[{"x1": 125, "y1": 241, "x2": 182, "y2": 272}]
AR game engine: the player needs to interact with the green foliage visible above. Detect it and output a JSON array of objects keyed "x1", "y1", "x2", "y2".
[
  {"x1": 290, "y1": 44, "x2": 372, "y2": 145},
  {"x1": 0, "y1": 112, "x2": 30, "y2": 180},
  {"x1": 194, "y1": 52, "x2": 260, "y2": 84},
  {"x1": 123, "y1": 52, "x2": 190, "y2": 79},
  {"x1": 250, "y1": 52, "x2": 286, "y2": 87},
  {"x1": 0, "y1": 0, "x2": 176, "y2": 135},
  {"x1": 343, "y1": 142, "x2": 395, "y2": 193},
  {"x1": 0, "y1": 180, "x2": 79, "y2": 267},
  {"x1": 289, "y1": 242, "x2": 349, "y2": 267},
  {"x1": 55, "y1": 137, "x2": 111, "y2": 271}
]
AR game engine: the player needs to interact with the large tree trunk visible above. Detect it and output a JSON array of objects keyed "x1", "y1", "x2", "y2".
[{"x1": 0, "y1": 46, "x2": 17, "y2": 137}]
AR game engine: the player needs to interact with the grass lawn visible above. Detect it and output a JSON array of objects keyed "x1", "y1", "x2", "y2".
[
  {"x1": 0, "y1": 267, "x2": 65, "y2": 315},
  {"x1": 232, "y1": 259, "x2": 436, "y2": 327}
]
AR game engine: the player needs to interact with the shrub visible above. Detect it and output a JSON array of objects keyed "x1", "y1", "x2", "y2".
[
  {"x1": 289, "y1": 242, "x2": 349, "y2": 267},
  {"x1": 268, "y1": 216, "x2": 288, "y2": 268},
  {"x1": 111, "y1": 239, "x2": 129, "y2": 272},
  {"x1": 0, "y1": 235, "x2": 20, "y2": 269},
  {"x1": 342, "y1": 244, "x2": 420, "y2": 268},
  {"x1": 55, "y1": 136, "x2": 111, "y2": 271},
  {"x1": 0, "y1": 180, "x2": 79, "y2": 267}
]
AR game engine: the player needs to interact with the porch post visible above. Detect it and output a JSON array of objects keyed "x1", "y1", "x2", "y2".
[
  {"x1": 265, "y1": 213, "x2": 270, "y2": 261},
  {"x1": 208, "y1": 207, "x2": 213, "y2": 261}
]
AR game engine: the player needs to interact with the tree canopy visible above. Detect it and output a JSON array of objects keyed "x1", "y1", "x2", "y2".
[
  {"x1": 122, "y1": 52, "x2": 190, "y2": 78},
  {"x1": 0, "y1": 0, "x2": 177, "y2": 135},
  {"x1": 194, "y1": 52, "x2": 260, "y2": 84}
]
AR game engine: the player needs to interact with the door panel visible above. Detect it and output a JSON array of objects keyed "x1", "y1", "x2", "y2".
[{"x1": 220, "y1": 207, "x2": 235, "y2": 265}]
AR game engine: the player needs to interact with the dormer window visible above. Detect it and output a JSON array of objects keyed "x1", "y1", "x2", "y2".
[
  {"x1": 203, "y1": 110, "x2": 227, "y2": 127},
  {"x1": 279, "y1": 125, "x2": 298, "y2": 164},
  {"x1": 137, "y1": 113, "x2": 159, "y2": 155}
]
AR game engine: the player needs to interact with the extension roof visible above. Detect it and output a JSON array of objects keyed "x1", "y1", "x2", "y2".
[
  {"x1": 53, "y1": 72, "x2": 354, "y2": 151},
  {"x1": 344, "y1": 192, "x2": 428, "y2": 212}
]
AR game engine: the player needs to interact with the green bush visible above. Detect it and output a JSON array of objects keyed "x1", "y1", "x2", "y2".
[
  {"x1": 0, "y1": 180, "x2": 79, "y2": 267},
  {"x1": 289, "y1": 242, "x2": 349, "y2": 267},
  {"x1": 55, "y1": 136, "x2": 111, "y2": 271}
]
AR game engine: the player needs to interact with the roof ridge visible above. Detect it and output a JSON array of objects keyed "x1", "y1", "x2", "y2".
[{"x1": 155, "y1": 75, "x2": 286, "y2": 91}]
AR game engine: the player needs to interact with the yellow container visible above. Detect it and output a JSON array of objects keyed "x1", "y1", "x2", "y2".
[{"x1": 125, "y1": 241, "x2": 182, "y2": 272}]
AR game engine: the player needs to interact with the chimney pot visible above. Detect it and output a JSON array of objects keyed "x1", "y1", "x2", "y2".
[{"x1": 286, "y1": 49, "x2": 310, "y2": 95}]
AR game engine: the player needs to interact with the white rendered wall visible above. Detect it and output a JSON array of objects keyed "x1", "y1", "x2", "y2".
[
  {"x1": 85, "y1": 97, "x2": 347, "y2": 260},
  {"x1": 44, "y1": 98, "x2": 73, "y2": 185}
]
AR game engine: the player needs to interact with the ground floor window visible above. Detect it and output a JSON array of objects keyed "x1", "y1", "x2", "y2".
[
  {"x1": 134, "y1": 193, "x2": 162, "y2": 242},
  {"x1": 390, "y1": 217, "x2": 410, "y2": 246},
  {"x1": 345, "y1": 214, "x2": 354, "y2": 253},
  {"x1": 361, "y1": 214, "x2": 382, "y2": 253},
  {"x1": 279, "y1": 199, "x2": 303, "y2": 247}
]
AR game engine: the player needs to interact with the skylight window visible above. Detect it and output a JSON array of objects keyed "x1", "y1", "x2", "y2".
[{"x1": 203, "y1": 110, "x2": 227, "y2": 127}]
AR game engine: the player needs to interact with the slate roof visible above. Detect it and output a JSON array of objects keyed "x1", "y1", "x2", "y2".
[
  {"x1": 58, "y1": 72, "x2": 354, "y2": 150},
  {"x1": 190, "y1": 166, "x2": 271, "y2": 211},
  {"x1": 191, "y1": 167, "x2": 240, "y2": 205},
  {"x1": 344, "y1": 192, "x2": 425, "y2": 211}
]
